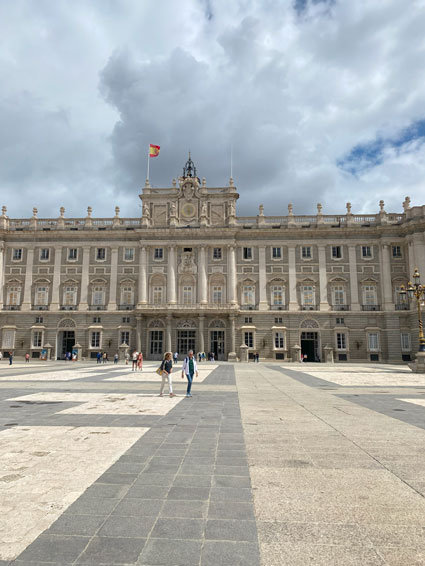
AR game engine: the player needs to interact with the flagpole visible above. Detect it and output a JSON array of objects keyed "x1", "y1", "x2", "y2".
[
  {"x1": 146, "y1": 146, "x2": 150, "y2": 182},
  {"x1": 230, "y1": 142, "x2": 233, "y2": 179}
]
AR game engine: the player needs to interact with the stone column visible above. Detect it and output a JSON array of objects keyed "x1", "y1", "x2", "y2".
[
  {"x1": 407, "y1": 237, "x2": 415, "y2": 277},
  {"x1": 136, "y1": 315, "x2": 142, "y2": 351},
  {"x1": 138, "y1": 245, "x2": 147, "y2": 305},
  {"x1": 166, "y1": 315, "x2": 172, "y2": 352},
  {"x1": 0, "y1": 242, "x2": 4, "y2": 309},
  {"x1": 198, "y1": 246, "x2": 207, "y2": 304},
  {"x1": 348, "y1": 245, "x2": 360, "y2": 311},
  {"x1": 167, "y1": 245, "x2": 177, "y2": 304},
  {"x1": 318, "y1": 245, "x2": 330, "y2": 310},
  {"x1": 21, "y1": 247, "x2": 34, "y2": 311},
  {"x1": 413, "y1": 233, "x2": 425, "y2": 278},
  {"x1": 50, "y1": 246, "x2": 62, "y2": 311},
  {"x1": 227, "y1": 245, "x2": 237, "y2": 305},
  {"x1": 79, "y1": 246, "x2": 91, "y2": 311},
  {"x1": 258, "y1": 246, "x2": 268, "y2": 310},
  {"x1": 288, "y1": 245, "x2": 298, "y2": 311},
  {"x1": 108, "y1": 247, "x2": 118, "y2": 311},
  {"x1": 198, "y1": 315, "x2": 205, "y2": 354},
  {"x1": 228, "y1": 315, "x2": 237, "y2": 361},
  {"x1": 381, "y1": 243, "x2": 394, "y2": 310}
]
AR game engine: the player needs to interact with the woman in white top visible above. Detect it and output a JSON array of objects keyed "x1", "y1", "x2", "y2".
[{"x1": 181, "y1": 350, "x2": 198, "y2": 398}]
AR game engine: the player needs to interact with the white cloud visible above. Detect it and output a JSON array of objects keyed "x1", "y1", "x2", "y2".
[{"x1": 0, "y1": 0, "x2": 425, "y2": 218}]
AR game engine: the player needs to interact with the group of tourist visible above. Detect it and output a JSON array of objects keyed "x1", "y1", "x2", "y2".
[{"x1": 131, "y1": 350, "x2": 144, "y2": 371}]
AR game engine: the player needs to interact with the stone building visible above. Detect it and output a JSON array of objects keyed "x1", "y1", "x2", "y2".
[{"x1": 1, "y1": 156, "x2": 424, "y2": 362}]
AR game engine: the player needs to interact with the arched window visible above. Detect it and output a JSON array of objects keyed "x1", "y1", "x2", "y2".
[{"x1": 150, "y1": 275, "x2": 165, "y2": 305}]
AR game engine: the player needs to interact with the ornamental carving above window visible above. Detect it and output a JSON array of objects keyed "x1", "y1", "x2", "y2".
[
  {"x1": 149, "y1": 319, "x2": 164, "y2": 328},
  {"x1": 300, "y1": 319, "x2": 319, "y2": 329},
  {"x1": 209, "y1": 319, "x2": 225, "y2": 328},
  {"x1": 177, "y1": 319, "x2": 196, "y2": 329},
  {"x1": 57, "y1": 318, "x2": 76, "y2": 328}
]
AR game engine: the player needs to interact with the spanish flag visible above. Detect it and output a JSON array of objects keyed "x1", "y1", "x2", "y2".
[{"x1": 149, "y1": 144, "x2": 160, "y2": 157}]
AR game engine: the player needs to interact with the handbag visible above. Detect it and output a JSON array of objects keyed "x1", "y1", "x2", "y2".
[{"x1": 156, "y1": 367, "x2": 163, "y2": 375}]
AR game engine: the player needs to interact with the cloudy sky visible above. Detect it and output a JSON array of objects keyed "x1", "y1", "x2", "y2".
[{"x1": 1, "y1": 0, "x2": 425, "y2": 219}]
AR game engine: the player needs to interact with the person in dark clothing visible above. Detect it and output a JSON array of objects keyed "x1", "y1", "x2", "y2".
[{"x1": 159, "y1": 352, "x2": 175, "y2": 397}]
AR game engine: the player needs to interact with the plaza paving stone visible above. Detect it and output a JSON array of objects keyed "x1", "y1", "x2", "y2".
[{"x1": 1, "y1": 360, "x2": 425, "y2": 564}]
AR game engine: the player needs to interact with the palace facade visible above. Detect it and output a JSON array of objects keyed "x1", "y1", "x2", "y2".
[{"x1": 1, "y1": 156, "x2": 424, "y2": 362}]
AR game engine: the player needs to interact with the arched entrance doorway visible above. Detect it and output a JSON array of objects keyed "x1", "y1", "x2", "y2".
[
  {"x1": 56, "y1": 318, "x2": 76, "y2": 360},
  {"x1": 300, "y1": 318, "x2": 321, "y2": 362},
  {"x1": 209, "y1": 319, "x2": 226, "y2": 360}
]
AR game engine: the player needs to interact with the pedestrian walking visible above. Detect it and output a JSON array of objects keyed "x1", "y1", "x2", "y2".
[
  {"x1": 125, "y1": 352, "x2": 130, "y2": 365},
  {"x1": 137, "y1": 351, "x2": 143, "y2": 371},
  {"x1": 96, "y1": 351, "x2": 102, "y2": 364},
  {"x1": 102, "y1": 352, "x2": 107, "y2": 363},
  {"x1": 25, "y1": 352, "x2": 30, "y2": 363},
  {"x1": 132, "y1": 350, "x2": 138, "y2": 371},
  {"x1": 0, "y1": 351, "x2": 3, "y2": 362},
  {"x1": 173, "y1": 351, "x2": 178, "y2": 364},
  {"x1": 159, "y1": 352, "x2": 175, "y2": 397},
  {"x1": 9, "y1": 351, "x2": 13, "y2": 365},
  {"x1": 114, "y1": 353, "x2": 119, "y2": 364},
  {"x1": 181, "y1": 350, "x2": 198, "y2": 398},
  {"x1": 210, "y1": 352, "x2": 215, "y2": 362}
]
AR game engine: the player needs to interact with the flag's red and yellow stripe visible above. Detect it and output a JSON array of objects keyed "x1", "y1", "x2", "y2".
[{"x1": 149, "y1": 144, "x2": 160, "y2": 157}]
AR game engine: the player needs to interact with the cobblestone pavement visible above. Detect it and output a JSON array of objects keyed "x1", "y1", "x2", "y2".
[{"x1": 1, "y1": 361, "x2": 425, "y2": 565}]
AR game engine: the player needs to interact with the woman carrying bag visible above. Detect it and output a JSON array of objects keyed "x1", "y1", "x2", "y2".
[
  {"x1": 158, "y1": 352, "x2": 176, "y2": 397},
  {"x1": 181, "y1": 350, "x2": 198, "y2": 398}
]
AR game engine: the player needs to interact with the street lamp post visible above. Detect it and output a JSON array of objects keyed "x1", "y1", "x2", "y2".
[{"x1": 399, "y1": 268, "x2": 425, "y2": 372}]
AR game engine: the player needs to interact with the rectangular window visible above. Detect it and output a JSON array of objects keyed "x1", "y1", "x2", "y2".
[
  {"x1": 40, "y1": 248, "x2": 50, "y2": 261},
  {"x1": 153, "y1": 286, "x2": 164, "y2": 304},
  {"x1": 243, "y1": 285, "x2": 254, "y2": 305},
  {"x1": 121, "y1": 287, "x2": 133, "y2": 305},
  {"x1": 363, "y1": 285, "x2": 377, "y2": 305},
  {"x1": 244, "y1": 316, "x2": 253, "y2": 324},
  {"x1": 92, "y1": 287, "x2": 105, "y2": 306},
  {"x1": 120, "y1": 331, "x2": 130, "y2": 345},
  {"x1": 272, "y1": 247, "x2": 281, "y2": 259},
  {"x1": 93, "y1": 317, "x2": 101, "y2": 323},
  {"x1": 332, "y1": 246, "x2": 342, "y2": 259},
  {"x1": 212, "y1": 286, "x2": 223, "y2": 304},
  {"x1": 63, "y1": 286, "x2": 77, "y2": 306},
  {"x1": 154, "y1": 248, "x2": 163, "y2": 260},
  {"x1": 35, "y1": 316, "x2": 43, "y2": 324},
  {"x1": 302, "y1": 285, "x2": 314, "y2": 306},
  {"x1": 274, "y1": 317, "x2": 283, "y2": 324},
  {"x1": 182, "y1": 285, "x2": 193, "y2": 305},
  {"x1": 332, "y1": 285, "x2": 345, "y2": 306},
  {"x1": 96, "y1": 248, "x2": 106, "y2": 261},
  {"x1": 122, "y1": 316, "x2": 130, "y2": 324},
  {"x1": 336, "y1": 332, "x2": 346, "y2": 350},
  {"x1": 336, "y1": 317, "x2": 345, "y2": 325},
  {"x1": 271, "y1": 285, "x2": 284, "y2": 305},
  {"x1": 361, "y1": 246, "x2": 372, "y2": 258},
  {"x1": 401, "y1": 332, "x2": 411, "y2": 351},
  {"x1": 12, "y1": 248, "x2": 23, "y2": 261},
  {"x1": 124, "y1": 248, "x2": 134, "y2": 261},
  {"x1": 243, "y1": 247, "x2": 252, "y2": 260},
  {"x1": 368, "y1": 332, "x2": 379, "y2": 351},
  {"x1": 7, "y1": 286, "x2": 21, "y2": 305},
  {"x1": 392, "y1": 245, "x2": 402, "y2": 258},
  {"x1": 302, "y1": 246, "x2": 312, "y2": 259},
  {"x1": 32, "y1": 331, "x2": 43, "y2": 348},
  {"x1": 213, "y1": 248, "x2": 222, "y2": 260},
  {"x1": 244, "y1": 331, "x2": 254, "y2": 348},
  {"x1": 274, "y1": 332, "x2": 285, "y2": 349},
  {"x1": 68, "y1": 248, "x2": 78, "y2": 261},
  {"x1": 35, "y1": 286, "x2": 48, "y2": 305},
  {"x1": 91, "y1": 331, "x2": 101, "y2": 348},
  {"x1": 150, "y1": 330, "x2": 163, "y2": 355}
]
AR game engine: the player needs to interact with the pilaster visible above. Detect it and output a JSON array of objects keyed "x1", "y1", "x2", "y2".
[
  {"x1": 288, "y1": 245, "x2": 298, "y2": 311},
  {"x1": 138, "y1": 245, "x2": 147, "y2": 305},
  {"x1": 318, "y1": 245, "x2": 330, "y2": 311},
  {"x1": 227, "y1": 245, "x2": 237, "y2": 305},
  {"x1": 0, "y1": 242, "x2": 4, "y2": 309},
  {"x1": 198, "y1": 246, "x2": 207, "y2": 304},
  {"x1": 21, "y1": 247, "x2": 34, "y2": 311},
  {"x1": 50, "y1": 246, "x2": 62, "y2": 311},
  {"x1": 348, "y1": 245, "x2": 360, "y2": 311},
  {"x1": 79, "y1": 246, "x2": 90, "y2": 311},
  {"x1": 166, "y1": 314, "x2": 172, "y2": 352},
  {"x1": 381, "y1": 243, "x2": 394, "y2": 311},
  {"x1": 167, "y1": 245, "x2": 177, "y2": 304},
  {"x1": 258, "y1": 246, "x2": 268, "y2": 310},
  {"x1": 198, "y1": 315, "x2": 205, "y2": 354},
  {"x1": 108, "y1": 247, "x2": 118, "y2": 311}
]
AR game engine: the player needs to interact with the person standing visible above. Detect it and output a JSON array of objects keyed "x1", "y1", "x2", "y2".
[
  {"x1": 132, "y1": 351, "x2": 138, "y2": 371},
  {"x1": 102, "y1": 352, "x2": 107, "y2": 364},
  {"x1": 0, "y1": 351, "x2": 3, "y2": 362},
  {"x1": 159, "y1": 352, "x2": 175, "y2": 397},
  {"x1": 137, "y1": 351, "x2": 143, "y2": 371},
  {"x1": 181, "y1": 350, "x2": 198, "y2": 398},
  {"x1": 114, "y1": 353, "x2": 119, "y2": 364},
  {"x1": 9, "y1": 351, "x2": 13, "y2": 365},
  {"x1": 173, "y1": 351, "x2": 178, "y2": 364},
  {"x1": 96, "y1": 351, "x2": 102, "y2": 364},
  {"x1": 125, "y1": 351, "x2": 130, "y2": 365},
  {"x1": 25, "y1": 352, "x2": 30, "y2": 363}
]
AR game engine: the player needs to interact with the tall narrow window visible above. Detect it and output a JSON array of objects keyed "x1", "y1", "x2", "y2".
[
  {"x1": 124, "y1": 248, "x2": 134, "y2": 261},
  {"x1": 91, "y1": 331, "x2": 101, "y2": 348},
  {"x1": 92, "y1": 286, "x2": 105, "y2": 306},
  {"x1": 271, "y1": 285, "x2": 284, "y2": 305},
  {"x1": 332, "y1": 285, "x2": 345, "y2": 306},
  {"x1": 361, "y1": 246, "x2": 372, "y2": 258},
  {"x1": 96, "y1": 248, "x2": 106, "y2": 261},
  {"x1": 302, "y1": 285, "x2": 314, "y2": 306},
  {"x1": 363, "y1": 285, "x2": 377, "y2": 305},
  {"x1": 274, "y1": 332, "x2": 285, "y2": 349},
  {"x1": 63, "y1": 286, "x2": 77, "y2": 305},
  {"x1": 302, "y1": 246, "x2": 312, "y2": 259},
  {"x1": 392, "y1": 245, "x2": 402, "y2": 258},
  {"x1": 68, "y1": 248, "x2": 78, "y2": 261},
  {"x1": 12, "y1": 248, "x2": 23, "y2": 261},
  {"x1": 243, "y1": 247, "x2": 252, "y2": 260},
  {"x1": 40, "y1": 248, "x2": 50, "y2": 261},
  {"x1": 182, "y1": 285, "x2": 193, "y2": 305},
  {"x1": 272, "y1": 247, "x2": 281, "y2": 259},
  {"x1": 35, "y1": 286, "x2": 48, "y2": 306},
  {"x1": 244, "y1": 331, "x2": 254, "y2": 348},
  {"x1": 336, "y1": 332, "x2": 346, "y2": 350},
  {"x1": 213, "y1": 248, "x2": 222, "y2": 259},
  {"x1": 120, "y1": 331, "x2": 130, "y2": 345},
  {"x1": 401, "y1": 333, "x2": 411, "y2": 351},
  {"x1": 243, "y1": 285, "x2": 254, "y2": 305},
  {"x1": 154, "y1": 248, "x2": 163, "y2": 260},
  {"x1": 7, "y1": 286, "x2": 21, "y2": 305},
  {"x1": 32, "y1": 331, "x2": 43, "y2": 348},
  {"x1": 121, "y1": 286, "x2": 134, "y2": 305},
  {"x1": 153, "y1": 286, "x2": 164, "y2": 304},
  {"x1": 212, "y1": 286, "x2": 223, "y2": 304},
  {"x1": 332, "y1": 246, "x2": 342, "y2": 259},
  {"x1": 368, "y1": 332, "x2": 379, "y2": 351}
]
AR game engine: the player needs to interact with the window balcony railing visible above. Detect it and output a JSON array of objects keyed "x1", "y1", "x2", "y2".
[
  {"x1": 270, "y1": 305, "x2": 288, "y2": 310},
  {"x1": 240, "y1": 304, "x2": 256, "y2": 310},
  {"x1": 60, "y1": 305, "x2": 77, "y2": 310},
  {"x1": 118, "y1": 304, "x2": 135, "y2": 310},
  {"x1": 3, "y1": 305, "x2": 21, "y2": 311},
  {"x1": 332, "y1": 304, "x2": 350, "y2": 311},
  {"x1": 301, "y1": 305, "x2": 317, "y2": 311},
  {"x1": 89, "y1": 305, "x2": 106, "y2": 310},
  {"x1": 395, "y1": 303, "x2": 409, "y2": 311},
  {"x1": 32, "y1": 305, "x2": 49, "y2": 311},
  {"x1": 362, "y1": 304, "x2": 381, "y2": 311}
]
